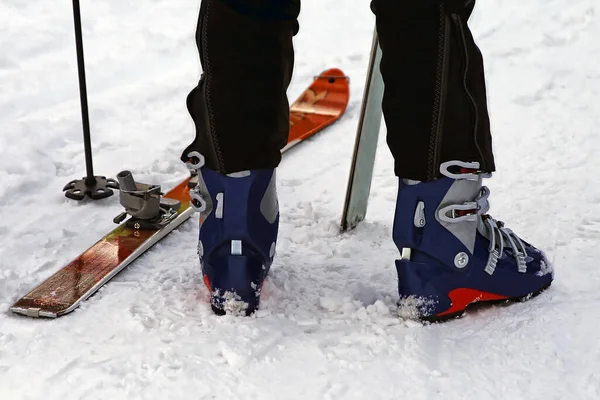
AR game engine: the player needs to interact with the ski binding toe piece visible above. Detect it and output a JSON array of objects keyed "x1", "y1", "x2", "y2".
[{"x1": 113, "y1": 171, "x2": 181, "y2": 230}]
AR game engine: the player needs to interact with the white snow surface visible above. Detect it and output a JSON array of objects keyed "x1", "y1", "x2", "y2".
[{"x1": 1, "y1": 1, "x2": 599, "y2": 399}]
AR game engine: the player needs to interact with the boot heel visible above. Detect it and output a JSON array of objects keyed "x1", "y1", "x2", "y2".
[
  {"x1": 395, "y1": 259, "x2": 452, "y2": 319},
  {"x1": 206, "y1": 254, "x2": 265, "y2": 316}
]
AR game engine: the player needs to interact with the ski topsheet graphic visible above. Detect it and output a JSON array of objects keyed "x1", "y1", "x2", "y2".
[{"x1": 11, "y1": 68, "x2": 350, "y2": 318}]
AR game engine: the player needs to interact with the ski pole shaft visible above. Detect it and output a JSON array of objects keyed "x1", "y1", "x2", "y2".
[{"x1": 72, "y1": 0, "x2": 95, "y2": 185}]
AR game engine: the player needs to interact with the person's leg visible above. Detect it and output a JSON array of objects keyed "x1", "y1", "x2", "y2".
[
  {"x1": 183, "y1": 0, "x2": 300, "y2": 315},
  {"x1": 182, "y1": 0, "x2": 299, "y2": 173},
  {"x1": 372, "y1": 0, "x2": 494, "y2": 181},
  {"x1": 371, "y1": 0, "x2": 554, "y2": 320}
]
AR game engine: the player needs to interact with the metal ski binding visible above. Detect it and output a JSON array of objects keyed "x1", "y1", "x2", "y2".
[{"x1": 113, "y1": 171, "x2": 181, "y2": 230}]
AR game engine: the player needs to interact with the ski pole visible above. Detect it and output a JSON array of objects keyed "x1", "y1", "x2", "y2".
[{"x1": 63, "y1": 0, "x2": 118, "y2": 201}]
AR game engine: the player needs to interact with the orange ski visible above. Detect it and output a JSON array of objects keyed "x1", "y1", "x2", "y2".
[
  {"x1": 287, "y1": 68, "x2": 350, "y2": 150},
  {"x1": 11, "y1": 69, "x2": 350, "y2": 318}
]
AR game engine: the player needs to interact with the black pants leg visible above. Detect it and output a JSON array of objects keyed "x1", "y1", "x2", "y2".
[
  {"x1": 181, "y1": 0, "x2": 299, "y2": 174},
  {"x1": 372, "y1": 0, "x2": 495, "y2": 181}
]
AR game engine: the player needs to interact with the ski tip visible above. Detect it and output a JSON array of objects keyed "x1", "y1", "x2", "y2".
[
  {"x1": 288, "y1": 67, "x2": 350, "y2": 146},
  {"x1": 314, "y1": 68, "x2": 349, "y2": 82}
]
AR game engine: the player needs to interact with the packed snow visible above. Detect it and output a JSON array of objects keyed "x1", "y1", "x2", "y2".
[{"x1": 1, "y1": 1, "x2": 599, "y2": 399}]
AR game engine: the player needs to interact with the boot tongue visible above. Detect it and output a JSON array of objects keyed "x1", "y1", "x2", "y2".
[
  {"x1": 453, "y1": 177, "x2": 503, "y2": 246},
  {"x1": 452, "y1": 170, "x2": 495, "y2": 241},
  {"x1": 455, "y1": 169, "x2": 480, "y2": 217},
  {"x1": 445, "y1": 173, "x2": 482, "y2": 204},
  {"x1": 435, "y1": 175, "x2": 483, "y2": 254}
]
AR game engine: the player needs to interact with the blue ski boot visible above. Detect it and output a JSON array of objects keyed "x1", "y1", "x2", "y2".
[
  {"x1": 394, "y1": 161, "x2": 554, "y2": 321},
  {"x1": 186, "y1": 153, "x2": 279, "y2": 316}
]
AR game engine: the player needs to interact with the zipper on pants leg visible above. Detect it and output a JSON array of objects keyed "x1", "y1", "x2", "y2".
[
  {"x1": 428, "y1": 4, "x2": 451, "y2": 181},
  {"x1": 452, "y1": 14, "x2": 486, "y2": 170},
  {"x1": 201, "y1": 0, "x2": 226, "y2": 172}
]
